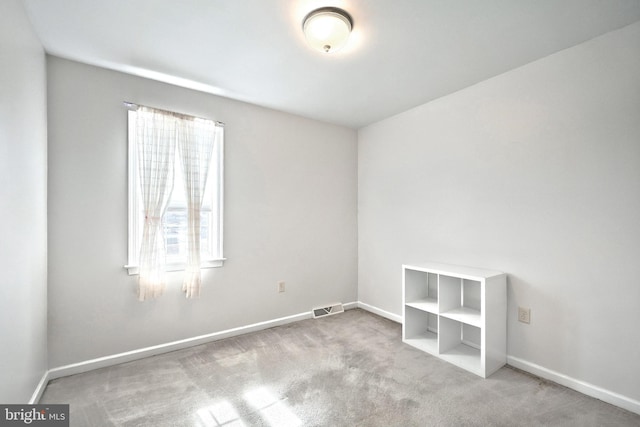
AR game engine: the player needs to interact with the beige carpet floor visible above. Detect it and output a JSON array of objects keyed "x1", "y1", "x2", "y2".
[{"x1": 40, "y1": 309, "x2": 640, "y2": 426}]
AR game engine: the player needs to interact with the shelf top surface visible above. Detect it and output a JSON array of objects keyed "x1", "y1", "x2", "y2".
[
  {"x1": 403, "y1": 261, "x2": 505, "y2": 279},
  {"x1": 407, "y1": 297, "x2": 437, "y2": 304},
  {"x1": 440, "y1": 307, "x2": 482, "y2": 327},
  {"x1": 406, "y1": 299, "x2": 438, "y2": 313}
]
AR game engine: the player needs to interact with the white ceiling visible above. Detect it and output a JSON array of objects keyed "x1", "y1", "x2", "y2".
[{"x1": 23, "y1": 0, "x2": 640, "y2": 129}]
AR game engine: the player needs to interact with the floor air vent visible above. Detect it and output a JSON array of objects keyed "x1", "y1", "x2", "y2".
[{"x1": 312, "y1": 303, "x2": 344, "y2": 319}]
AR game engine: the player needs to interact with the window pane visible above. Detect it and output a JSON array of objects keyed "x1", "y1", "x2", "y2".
[
  {"x1": 164, "y1": 208, "x2": 186, "y2": 258},
  {"x1": 200, "y1": 211, "x2": 212, "y2": 258},
  {"x1": 162, "y1": 208, "x2": 214, "y2": 261}
]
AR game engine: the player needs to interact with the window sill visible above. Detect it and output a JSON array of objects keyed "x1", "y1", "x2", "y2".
[{"x1": 124, "y1": 259, "x2": 226, "y2": 276}]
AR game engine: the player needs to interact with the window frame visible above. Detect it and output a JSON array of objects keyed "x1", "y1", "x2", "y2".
[{"x1": 125, "y1": 108, "x2": 225, "y2": 275}]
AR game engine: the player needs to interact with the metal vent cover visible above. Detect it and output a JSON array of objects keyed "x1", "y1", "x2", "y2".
[{"x1": 312, "y1": 303, "x2": 344, "y2": 319}]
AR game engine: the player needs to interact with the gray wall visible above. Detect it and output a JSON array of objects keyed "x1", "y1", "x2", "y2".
[
  {"x1": 47, "y1": 57, "x2": 358, "y2": 368},
  {"x1": 0, "y1": 0, "x2": 48, "y2": 402},
  {"x1": 358, "y1": 21, "x2": 640, "y2": 401}
]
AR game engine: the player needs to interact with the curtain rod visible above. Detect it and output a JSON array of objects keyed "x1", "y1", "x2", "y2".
[{"x1": 123, "y1": 101, "x2": 225, "y2": 127}]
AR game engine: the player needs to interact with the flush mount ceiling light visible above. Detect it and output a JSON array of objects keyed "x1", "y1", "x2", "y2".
[{"x1": 302, "y1": 7, "x2": 353, "y2": 54}]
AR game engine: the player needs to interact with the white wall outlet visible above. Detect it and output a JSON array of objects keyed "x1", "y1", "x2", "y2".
[
  {"x1": 278, "y1": 281, "x2": 285, "y2": 293},
  {"x1": 518, "y1": 306, "x2": 531, "y2": 324}
]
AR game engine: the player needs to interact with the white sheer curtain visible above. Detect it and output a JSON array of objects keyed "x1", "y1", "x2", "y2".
[
  {"x1": 177, "y1": 118, "x2": 220, "y2": 298},
  {"x1": 136, "y1": 107, "x2": 176, "y2": 301}
]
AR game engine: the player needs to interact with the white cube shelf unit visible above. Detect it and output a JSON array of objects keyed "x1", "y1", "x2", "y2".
[{"x1": 402, "y1": 262, "x2": 506, "y2": 378}]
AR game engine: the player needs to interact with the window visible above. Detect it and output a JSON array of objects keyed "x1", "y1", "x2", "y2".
[{"x1": 125, "y1": 105, "x2": 224, "y2": 279}]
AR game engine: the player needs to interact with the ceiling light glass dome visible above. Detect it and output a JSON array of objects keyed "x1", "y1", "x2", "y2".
[{"x1": 303, "y1": 7, "x2": 353, "y2": 53}]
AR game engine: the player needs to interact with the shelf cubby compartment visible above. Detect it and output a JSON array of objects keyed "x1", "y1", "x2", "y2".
[
  {"x1": 403, "y1": 305, "x2": 438, "y2": 354},
  {"x1": 403, "y1": 269, "x2": 438, "y2": 314},
  {"x1": 439, "y1": 276, "x2": 482, "y2": 328},
  {"x1": 438, "y1": 317, "x2": 482, "y2": 375}
]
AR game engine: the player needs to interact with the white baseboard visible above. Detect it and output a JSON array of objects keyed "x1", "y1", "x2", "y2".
[
  {"x1": 29, "y1": 370, "x2": 50, "y2": 404},
  {"x1": 356, "y1": 301, "x2": 402, "y2": 323},
  {"x1": 508, "y1": 355, "x2": 640, "y2": 415},
  {"x1": 46, "y1": 302, "x2": 360, "y2": 383},
  {"x1": 342, "y1": 301, "x2": 358, "y2": 311},
  {"x1": 48, "y1": 309, "x2": 319, "y2": 381}
]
